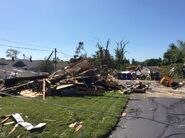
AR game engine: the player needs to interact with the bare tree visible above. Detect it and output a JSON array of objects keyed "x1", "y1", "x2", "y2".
[
  {"x1": 6, "y1": 49, "x2": 20, "y2": 59},
  {"x1": 115, "y1": 40, "x2": 129, "y2": 70},
  {"x1": 74, "y1": 42, "x2": 87, "y2": 58},
  {"x1": 70, "y1": 42, "x2": 87, "y2": 63},
  {"x1": 93, "y1": 39, "x2": 114, "y2": 74}
]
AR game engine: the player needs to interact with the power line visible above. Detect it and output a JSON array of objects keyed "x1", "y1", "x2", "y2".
[
  {"x1": 0, "y1": 38, "x2": 73, "y2": 57},
  {"x1": 0, "y1": 38, "x2": 53, "y2": 50},
  {"x1": 0, "y1": 42, "x2": 73, "y2": 60},
  {"x1": 0, "y1": 43, "x2": 52, "y2": 52},
  {"x1": 57, "y1": 50, "x2": 73, "y2": 57}
]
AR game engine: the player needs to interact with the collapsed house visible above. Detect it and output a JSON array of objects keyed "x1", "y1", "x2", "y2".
[
  {"x1": 3, "y1": 58, "x2": 184, "y2": 98},
  {"x1": 0, "y1": 59, "x2": 48, "y2": 79},
  {"x1": 0, "y1": 59, "x2": 125, "y2": 97}
]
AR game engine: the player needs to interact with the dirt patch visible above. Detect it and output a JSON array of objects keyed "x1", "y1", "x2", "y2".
[{"x1": 144, "y1": 82, "x2": 185, "y2": 98}]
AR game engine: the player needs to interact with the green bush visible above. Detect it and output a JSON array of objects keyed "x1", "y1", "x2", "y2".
[{"x1": 161, "y1": 63, "x2": 184, "y2": 80}]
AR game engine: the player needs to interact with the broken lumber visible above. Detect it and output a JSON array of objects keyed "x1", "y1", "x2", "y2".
[
  {"x1": 49, "y1": 59, "x2": 92, "y2": 84},
  {"x1": 0, "y1": 81, "x2": 35, "y2": 95},
  {"x1": 4, "y1": 74, "x2": 49, "y2": 87}
]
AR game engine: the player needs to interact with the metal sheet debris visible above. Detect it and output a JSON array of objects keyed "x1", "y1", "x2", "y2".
[{"x1": 12, "y1": 113, "x2": 46, "y2": 131}]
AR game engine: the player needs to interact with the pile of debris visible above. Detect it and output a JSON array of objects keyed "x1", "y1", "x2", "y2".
[
  {"x1": 0, "y1": 59, "x2": 123, "y2": 97},
  {"x1": 116, "y1": 80, "x2": 149, "y2": 94}
]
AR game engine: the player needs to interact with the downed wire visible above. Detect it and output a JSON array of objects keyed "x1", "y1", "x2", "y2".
[{"x1": 0, "y1": 92, "x2": 122, "y2": 118}]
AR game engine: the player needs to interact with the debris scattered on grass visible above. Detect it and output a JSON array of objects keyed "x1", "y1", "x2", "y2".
[
  {"x1": 3, "y1": 121, "x2": 15, "y2": 126},
  {"x1": 75, "y1": 124, "x2": 83, "y2": 132},
  {"x1": 0, "y1": 113, "x2": 46, "y2": 135},
  {"x1": 12, "y1": 113, "x2": 46, "y2": 131},
  {"x1": 8, "y1": 124, "x2": 18, "y2": 135},
  {"x1": 121, "y1": 112, "x2": 127, "y2": 117},
  {"x1": 44, "y1": 119, "x2": 57, "y2": 122},
  {"x1": 1, "y1": 116, "x2": 11, "y2": 124},
  {"x1": 69, "y1": 121, "x2": 83, "y2": 132}
]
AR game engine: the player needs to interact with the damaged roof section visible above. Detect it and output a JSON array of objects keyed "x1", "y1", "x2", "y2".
[{"x1": 0, "y1": 59, "x2": 68, "y2": 79}]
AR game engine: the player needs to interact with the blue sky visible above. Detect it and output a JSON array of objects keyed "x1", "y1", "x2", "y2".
[{"x1": 0, "y1": 0, "x2": 185, "y2": 61}]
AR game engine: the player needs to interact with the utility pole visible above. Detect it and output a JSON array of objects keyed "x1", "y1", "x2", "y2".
[{"x1": 54, "y1": 48, "x2": 57, "y2": 71}]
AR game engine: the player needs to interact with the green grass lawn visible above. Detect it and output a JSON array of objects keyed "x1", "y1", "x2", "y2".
[{"x1": 0, "y1": 92, "x2": 128, "y2": 138}]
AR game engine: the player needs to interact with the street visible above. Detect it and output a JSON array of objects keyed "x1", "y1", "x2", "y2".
[{"x1": 110, "y1": 90, "x2": 185, "y2": 138}]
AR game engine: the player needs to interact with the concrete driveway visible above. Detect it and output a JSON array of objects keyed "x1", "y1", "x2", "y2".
[{"x1": 110, "y1": 84, "x2": 185, "y2": 138}]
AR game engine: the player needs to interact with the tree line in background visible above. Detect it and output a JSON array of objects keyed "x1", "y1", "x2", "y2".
[
  {"x1": 163, "y1": 40, "x2": 185, "y2": 65},
  {"x1": 135, "y1": 40, "x2": 185, "y2": 67}
]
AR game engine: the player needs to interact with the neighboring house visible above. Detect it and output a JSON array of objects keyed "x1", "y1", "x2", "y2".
[{"x1": 0, "y1": 59, "x2": 68, "y2": 79}]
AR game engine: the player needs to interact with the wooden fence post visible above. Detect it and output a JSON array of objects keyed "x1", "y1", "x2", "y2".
[{"x1": 43, "y1": 79, "x2": 46, "y2": 100}]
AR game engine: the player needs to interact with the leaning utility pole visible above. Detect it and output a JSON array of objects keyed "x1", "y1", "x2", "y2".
[{"x1": 54, "y1": 48, "x2": 57, "y2": 71}]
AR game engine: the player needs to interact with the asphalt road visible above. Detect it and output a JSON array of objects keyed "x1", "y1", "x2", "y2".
[{"x1": 110, "y1": 94, "x2": 185, "y2": 138}]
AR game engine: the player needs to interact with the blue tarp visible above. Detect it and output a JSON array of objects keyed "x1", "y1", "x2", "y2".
[{"x1": 117, "y1": 71, "x2": 132, "y2": 80}]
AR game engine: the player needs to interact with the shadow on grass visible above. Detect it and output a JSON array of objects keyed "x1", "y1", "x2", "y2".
[
  {"x1": 52, "y1": 90, "x2": 128, "y2": 99},
  {"x1": 29, "y1": 126, "x2": 46, "y2": 133}
]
